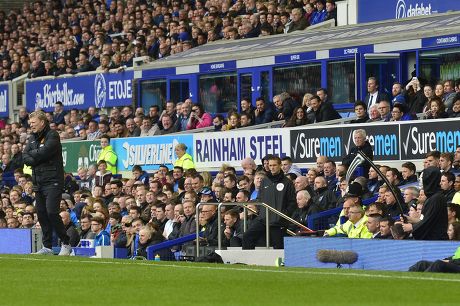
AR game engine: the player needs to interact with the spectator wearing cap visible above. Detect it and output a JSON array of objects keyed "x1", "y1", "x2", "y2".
[
  {"x1": 174, "y1": 143, "x2": 195, "y2": 170},
  {"x1": 199, "y1": 187, "x2": 215, "y2": 203}
]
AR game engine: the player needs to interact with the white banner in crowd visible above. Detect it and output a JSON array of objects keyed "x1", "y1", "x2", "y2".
[{"x1": 193, "y1": 129, "x2": 290, "y2": 168}]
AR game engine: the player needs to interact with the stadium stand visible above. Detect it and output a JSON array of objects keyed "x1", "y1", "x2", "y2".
[
  {"x1": 0, "y1": 1, "x2": 460, "y2": 272},
  {"x1": 0, "y1": 0, "x2": 337, "y2": 80}
]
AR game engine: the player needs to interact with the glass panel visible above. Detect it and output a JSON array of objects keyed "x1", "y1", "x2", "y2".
[
  {"x1": 170, "y1": 79, "x2": 189, "y2": 104},
  {"x1": 260, "y1": 71, "x2": 270, "y2": 104},
  {"x1": 327, "y1": 60, "x2": 355, "y2": 104},
  {"x1": 273, "y1": 64, "x2": 321, "y2": 104},
  {"x1": 140, "y1": 79, "x2": 166, "y2": 112},
  {"x1": 420, "y1": 48, "x2": 460, "y2": 86},
  {"x1": 365, "y1": 59, "x2": 398, "y2": 96},
  {"x1": 239, "y1": 73, "x2": 252, "y2": 105},
  {"x1": 199, "y1": 73, "x2": 237, "y2": 113}
]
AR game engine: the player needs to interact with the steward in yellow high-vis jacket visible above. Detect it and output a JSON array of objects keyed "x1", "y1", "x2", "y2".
[
  {"x1": 325, "y1": 203, "x2": 372, "y2": 238},
  {"x1": 97, "y1": 135, "x2": 117, "y2": 174}
]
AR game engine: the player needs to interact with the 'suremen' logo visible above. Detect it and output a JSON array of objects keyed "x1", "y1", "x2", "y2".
[
  {"x1": 94, "y1": 74, "x2": 106, "y2": 108},
  {"x1": 395, "y1": 0, "x2": 407, "y2": 19}
]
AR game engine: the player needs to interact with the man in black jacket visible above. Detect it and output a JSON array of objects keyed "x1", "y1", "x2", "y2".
[
  {"x1": 201, "y1": 204, "x2": 220, "y2": 247},
  {"x1": 23, "y1": 111, "x2": 71, "y2": 255},
  {"x1": 401, "y1": 166, "x2": 448, "y2": 240},
  {"x1": 342, "y1": 129, "x2": 374, "y2": 178},
  {"x1": 312, "y1": 176, "x2": 337, "y2": 211},
  {"x1": 310, "y1": 95, "x2": 341, "y2": 123},
  {"x1": 243, "y1": 155, "x2": 296, "y2": 249}
]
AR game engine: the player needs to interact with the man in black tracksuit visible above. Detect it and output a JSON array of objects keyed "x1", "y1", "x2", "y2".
[
  {"x1": 411, "y1": 166, "x2": 448, "y2": 240},
  {"x1": 243, "y1": 155, "x2": 296, "y2": 249},
  {"x1": 401, "y1": 166, "x2": 448, "y2": 240},
  {"x1": 23, "y1": 111, "x2": 71, "y2": 255}
]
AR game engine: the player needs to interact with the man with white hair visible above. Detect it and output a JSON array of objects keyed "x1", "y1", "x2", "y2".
[
  {"x1": 290, "y1": 190, "x2": 320, "y2": 231},
  {"x1": 241, "y1": 157, "x2": 257, "y2": 171},
  {"x1": 342, "y1": 129, "x2": 373, "y2": 178}
]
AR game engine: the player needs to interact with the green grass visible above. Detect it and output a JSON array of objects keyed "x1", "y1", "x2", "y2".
[{"x1": 0, "y1": 255, "x2": 459, "y2": 306}]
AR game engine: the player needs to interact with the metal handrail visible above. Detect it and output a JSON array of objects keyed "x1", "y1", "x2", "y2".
[{"x1": 195, "y1": 202, "x2": 314, "y2": 257}]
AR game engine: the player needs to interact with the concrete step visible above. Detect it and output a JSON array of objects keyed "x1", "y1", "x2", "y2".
[{"x1": 215, "y1": 248, "x2": 284, "y2": 266}]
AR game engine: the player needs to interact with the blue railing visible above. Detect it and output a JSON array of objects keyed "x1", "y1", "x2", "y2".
[
  {"x1": 146, "y1": 232, "x2": 203, "y2": 260},
  {"x1": 307, "y1": 196, "x2": 378, "y2": 230}
]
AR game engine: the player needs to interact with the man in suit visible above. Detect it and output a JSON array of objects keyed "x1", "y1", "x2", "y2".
[{"x1": 364, "y1": 77, "x2": 389, "y2": 114}]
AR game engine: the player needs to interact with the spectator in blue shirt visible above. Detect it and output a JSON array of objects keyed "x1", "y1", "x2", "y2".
[
  {"x1": 91, "y1": 216, "x2": 111, "y2": 247},
  {"x1": 311, "y1": 0, "x2": 327, "y2": 25},
  {"x1": 392, "y1": 82, "x2": 406, "y2": 105},
  {"x1": 254, "y1": 97, "x2": 274, "y2": 125}
]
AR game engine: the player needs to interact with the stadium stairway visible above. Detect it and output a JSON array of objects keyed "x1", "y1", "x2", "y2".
[{"x1": 215, "y1": 248, "x2": 284, "y2": 266}]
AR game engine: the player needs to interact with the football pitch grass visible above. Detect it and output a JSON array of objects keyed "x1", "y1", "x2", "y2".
[{"x1": 0, "y1": 255, "x2": 459, "y2": 306}]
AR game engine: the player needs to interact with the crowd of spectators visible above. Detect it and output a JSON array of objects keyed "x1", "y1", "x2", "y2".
[
  {"x1": 3, "y1": 75, "x2": 458, "y2": 146},
  {"x1": 0, "y1": 0, "x2": 337, "y2": 81},
  {"x1": 1, "y1": 100, "x2": 460, "y2": 257},
  {"x1": 212, "y1": 76, "x2": 460, "y2": 131}
]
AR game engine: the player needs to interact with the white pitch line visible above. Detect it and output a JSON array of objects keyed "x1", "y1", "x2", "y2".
[{"x1": 1, "y1": 256, "x2": 460, "y2": 283}]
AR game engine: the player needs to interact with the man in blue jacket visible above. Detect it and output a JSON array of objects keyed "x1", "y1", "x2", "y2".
[
  {"x1": 254, "y1": 97, "x2": 274, "y2": 125},
  {"x1": 92, "y1": 216, "x2": 111, "y2": 247}
]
